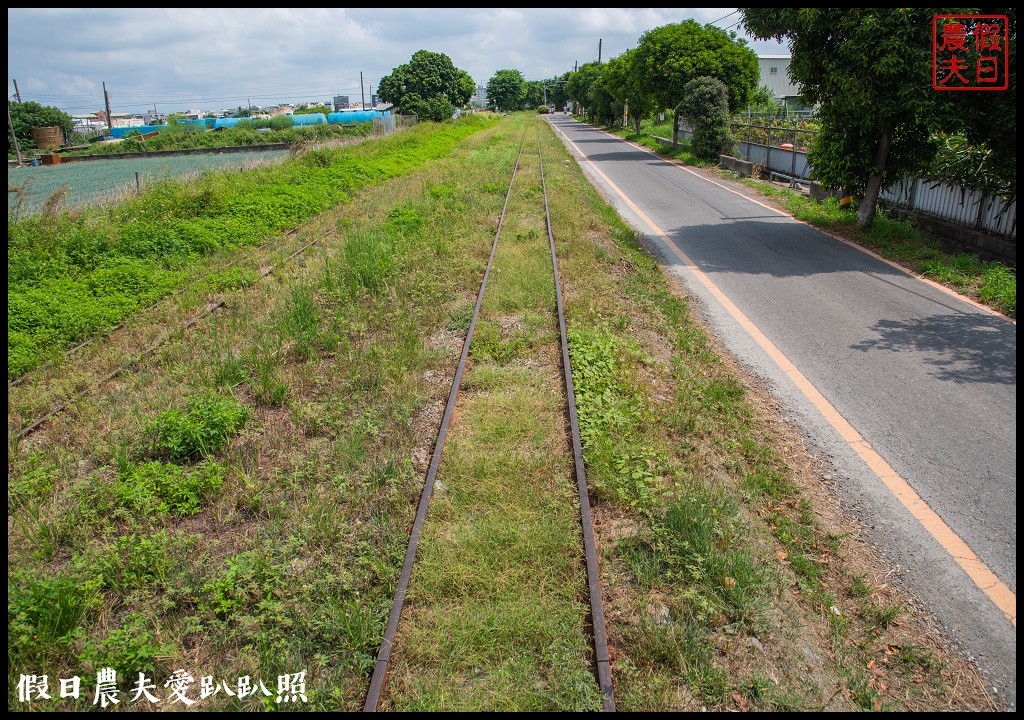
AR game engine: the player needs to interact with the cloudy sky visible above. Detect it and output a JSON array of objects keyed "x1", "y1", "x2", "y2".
[{"x1": 8, "y1": 8, "x2": 787, "y2": 116}]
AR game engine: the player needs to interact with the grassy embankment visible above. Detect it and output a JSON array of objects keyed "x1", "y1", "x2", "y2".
[
  {"x1": 65, "y1": 121, "x2": 373, "y2": 157},
  {"x1": 7, "y1": 117, "x2": 494, "y2": 381},
  {"x1": 8, "y1": 112, "x2": 995, "y2": 711}
]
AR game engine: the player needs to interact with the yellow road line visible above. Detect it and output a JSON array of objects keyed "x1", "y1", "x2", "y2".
[{"x1": 550, "y1": 119, "x2": 1016, "y2": 627}]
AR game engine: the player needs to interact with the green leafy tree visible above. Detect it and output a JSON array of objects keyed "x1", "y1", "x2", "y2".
[
  {"x1": 544, "y1": 73, "x2": 571, "y2": 110},
  {"x1": 397, "y1": 93, "x2": 457, "y2": 122},
  {"x1": 378, "y1": 49, "x2": 474, "y2": 119},
  {"x1": 269, "y1": 115, "x2": 295, "y2": 131},
  {"x1": 604, "y1": 49, "x2": 655, "y2": 134},
  {"x1": 741, "y1": 8, "x2": 1016, "y2": 226},
  {"x1": 633, "y1": 20, "x2": 759, "y2": 148},
  {"x1": 486, "y1": 69, "x2": 527, "y2": 112},
  {"x1": 680, "y1": 77, "x2": 733, "y2": 161},
  {"x1": 8, "y1": 101, "x2": 73, "y2": 153},
  {"x1": 566, "y1": 62, "x2": 603, "y2": 118},
  {"x1": 294, "y1": 105, "x2": 331, "y2": 115},
  {"x1": 524, "y1": 81, "x2": 546, "y2": 110},
  {"x1": 565, "y1": 62, "x2": 616, "y2": 124},
  {"x1": 746, "y1": 84, "x2": 782, "y2": 116},
  {"x1": 588, "y1": 72, "x2": 617, "y2": 127},
  {"x1": 457, "y1": 70, "x2": 476, "y2": 108}
]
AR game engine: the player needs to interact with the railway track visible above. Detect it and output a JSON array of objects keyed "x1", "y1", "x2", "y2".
[{"x1": 362, "y1": 128, "x2": 615, "y2": 711}]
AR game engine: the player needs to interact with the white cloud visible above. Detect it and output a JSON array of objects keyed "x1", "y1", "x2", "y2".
[{"x1": 7, "y1": 8, "x2": 786, "y2": 113}]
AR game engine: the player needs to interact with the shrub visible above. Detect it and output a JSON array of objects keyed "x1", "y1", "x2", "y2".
[
  {"x1": 680, "y1": 77, "x2": 733, "y2": 162},
  {"x1": 114, "y1": 461, "x2": 226, "y2": 516},
  {"x1": 141, "y1": 392, "x2": 249, "y2": 462}
]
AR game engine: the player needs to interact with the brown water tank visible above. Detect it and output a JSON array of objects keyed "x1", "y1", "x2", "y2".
[{"x1": 31, "y1": 126, "x2": 64, "y2": 150}]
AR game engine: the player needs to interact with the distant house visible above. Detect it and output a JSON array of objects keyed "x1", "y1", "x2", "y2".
[
  {"x1": 94, "y1": 110, "x2": 145, "y2": 129},
  {"x1": 757, "y1": 55, "x2": 804, "y2": 108}
]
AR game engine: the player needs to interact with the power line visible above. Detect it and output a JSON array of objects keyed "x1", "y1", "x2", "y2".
[
  {"x1": 709, "y1": 10, "x2": 739, "y2": 26},
  {"x1": 13, "y1": 78, "x2": 384, "y2": 114}
]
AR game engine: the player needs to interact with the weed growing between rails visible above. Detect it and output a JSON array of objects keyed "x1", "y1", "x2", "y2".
[
  {"x1": 7, "y1": 117, "x2": 517, "y2": 711},
  {"x1": 378, "y1": 122, "x2": 604, "y2": 711}
]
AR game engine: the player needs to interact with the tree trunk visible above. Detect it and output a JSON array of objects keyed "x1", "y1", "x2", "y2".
[
  {"x1": 857, "y1": 120, "x2": 895, "y2": 227},
  {"x1": 672, "y1": 108, "x2": 680, "y2": 150},
  {"x1": 635, "y1": 113, "x2": 641, "y2": 135}
]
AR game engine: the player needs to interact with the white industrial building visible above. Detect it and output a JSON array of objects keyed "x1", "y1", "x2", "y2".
[{"x1": 758, "y1": 55, "x2": 801, "y2": 102}]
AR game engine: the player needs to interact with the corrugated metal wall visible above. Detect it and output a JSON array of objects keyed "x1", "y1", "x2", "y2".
[{"x1": 725, "y1": 131, "x2": 1016, "y2": 238}]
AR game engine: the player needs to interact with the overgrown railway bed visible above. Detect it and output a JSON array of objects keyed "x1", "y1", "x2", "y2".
[
  {"x1": 8, "y1": 113, "x2": 997, "y2": 712},
  {"x1": 364, "y1": 129, "x2": 614, "y2": 710}
]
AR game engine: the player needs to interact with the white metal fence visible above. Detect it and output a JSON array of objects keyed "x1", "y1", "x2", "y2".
[{"x1": 705, "y1": 118, "x2": 1017, "y2": 238}]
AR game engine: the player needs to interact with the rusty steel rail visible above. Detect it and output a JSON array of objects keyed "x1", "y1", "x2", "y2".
[
  {"x1": 538, "y1": 130, "x2": 615, "y2": 711},
  {"x1": 362, "y1": 131, "x2": 527, "y2": 712},
  {"x1": 362, "y1": 127, "x2": 615, "y2": 711}
]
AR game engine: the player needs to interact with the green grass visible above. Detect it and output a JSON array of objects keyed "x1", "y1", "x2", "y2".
[
  {"x1": 382, "y1": 120, "x2": 602, "y2": 711},
  {"x1": 7, "y1": 115, "x2": 498, "y2": 379},
  {"x1": 7, "y1": 111, "x2": 989, "y2": 712},
  {"x1": 7, "y1": 150, "x2": 290, "y2": 216},
  {"x1": 140, "y1": 392, "x2": 248, "y2": 462}
]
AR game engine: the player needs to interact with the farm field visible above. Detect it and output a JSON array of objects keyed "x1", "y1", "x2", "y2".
[
  {"x1": 7, "y1": 113, "x2": 997, "y2": 711},
  {"x1": 8, "y1": 150, "x2": 291, "y2": 216}
]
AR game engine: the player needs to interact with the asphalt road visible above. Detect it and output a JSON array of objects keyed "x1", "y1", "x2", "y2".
[{"x1": 547, "y1": 114, "x2": 1016, "y2": 709}]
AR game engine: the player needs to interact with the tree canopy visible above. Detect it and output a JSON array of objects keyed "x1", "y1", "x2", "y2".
[
  {"x1": 741, "y1": 8, "x2": 1016, "y2": 225},
  {"x1": 634, "y1": 20, "x2": 759, "y2": 115},
  {"x1": 632, "y1": 20, "x2": 758, "y2": 147},
  {"x1": 486, "y1": 69, "x2": 527, "y2": 112},
  {"x1": 680, "y1": 77, "x2": 732, "y2": 161},
  {"x1": 8, "y1": 101, "x2": 73, "y2": 153},
  {"x1": 377, "y1": 49, "x2": 474, "y2": 120},
  {"x1": 603, "y1": 49, "x2": 657, "y2": 134}
]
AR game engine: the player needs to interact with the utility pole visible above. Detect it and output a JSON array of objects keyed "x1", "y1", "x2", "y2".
[
  {"x1": 574, "y1": 61, "x2": 578, "y2": 72},
  {"x1": 103, "y1": 81, "x2": 112, "y2": 133},
  {"x1": 360, "y1": 72, "x2": 365, "y2": 110},
  {"x1": 598, "y1": 39, "x2": 602, "y2": 63},
  {"x1": 13, "y1": 79, "x2": 22, "y2": 102},
  {"x1": 8, "y1": 101, "x2": 24, "y2": 165}
]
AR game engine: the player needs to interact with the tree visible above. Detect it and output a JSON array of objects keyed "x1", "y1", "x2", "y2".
[
  {"x1": 396, "y1": 93, "x2": 457, "y2": 122},
  {"x1": 378, "y1": 49, "x2": 474, "y2": 119},
  {"x1": 457, "y1": 70, "x2": 476, "y2": 108},
  {"x1": 680, "y1": 77, "x2": 732, "y2": 161},
  {"x1": 8, "y1": 101, "x2": 73, "y2": 153},
  {"x1": 633, "y1": 20, "x2": 759, "y2": 149},
  {"x1": 603, "y1": 49, "x2": 655, "y2": 134},
  {"x1": 295, "y1": 105, "x2": 331, "y2": 115},
  {"x1": 566, "y1": 63, "x2": 603, "y2": 118},
  {"x1": 745, "y1": 84, "x2": 782, "y2": 116},
  {"x1": 741, "y1": 8, "x2": 1016, "y2": 226},
  {"x1": 486, "y1": 69, "x2": 527, "y2": 112},
  {"x1": 591, "y1": 84, "x2": 616, "y2": 127},
  {"x1": 524, "y1": 81, "x2": 546, "y2": 110}
]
